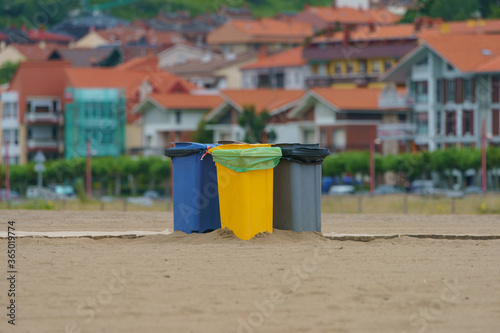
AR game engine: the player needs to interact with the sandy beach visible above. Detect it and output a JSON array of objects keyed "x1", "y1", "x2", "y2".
[{"x1": 0, "y1": 211, "x2": 499, "y2": 333}]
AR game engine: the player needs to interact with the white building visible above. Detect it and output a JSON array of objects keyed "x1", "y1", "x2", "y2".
[
  {"x1": 382, "y1": 32, "x2": 500, "y2": 150},
  {"x1": 241, "y1": 47, "x2": 308, "y2": 90}
]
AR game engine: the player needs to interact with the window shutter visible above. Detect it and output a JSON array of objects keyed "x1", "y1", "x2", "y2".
[
  {"x1": 492, "y1": 76, "x2": 500, "y2": 103},
  {"x1": 470, "y1": 110, "x2": 474, "y2": 136},
  {"x1": 471, "y1": 78, "x2": 476, "y2": 103},
  {"x1": 493, "y1": 109, "x2": 500, "y2": 136},
  {"x1": 443, "y1": 80, "x2": 447, "y2": 103}
]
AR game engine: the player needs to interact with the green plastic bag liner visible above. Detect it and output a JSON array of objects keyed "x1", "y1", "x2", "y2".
[{"x1": 212, "y1": 147, "x2": 282, "y2": 173}]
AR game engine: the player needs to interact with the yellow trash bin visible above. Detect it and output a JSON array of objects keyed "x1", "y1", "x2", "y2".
[{"x1": 208, "y1": 144, "x2": 281, "y2": 240}]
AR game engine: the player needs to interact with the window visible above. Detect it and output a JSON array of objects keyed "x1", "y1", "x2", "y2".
[
  {"x1": 384, "y1": 60, "x2": 392, "y2": 72},
  {"x1": 436, "y1": 79, "x2": 442, "y2": 103},
  {"x1": 333, "y1": 129, "x2": 346, "y2": 150},
  {"x1": 334, "y1": 62, "x2": 342, "y2": 74},
  {"x1": 492, "y1": 76, "x2": 500, "y2": 103},
  {"x1": 492, "y1": 109, "x2": 500, "y2": 136},
  {"x1": 14, "y1": 129, "x2": 18, "y2": 145},
  {"x1": 416, "y1": 113, "x2": 428, "y2": 135},
  {"x1": 447, "y1": 79, "x2": 454, "y2": 102},
  {"x1": 257, "y1": 74, "x2": 270, "y2": 88},
  {"x1": 3, "y1": 129, "x2": 10, "y2": 143},
  {"x1": 447, "y1": 63, "x2": 454, "y2": 71},
  {"x1": 462, "y1": 110, "x2": 474, "y2": 135},
  {"x1": 415, "y1": 56, "x2": 428, "y2": 67},
  {"x1": 436, "y1": 110, "x2": 442, "y2": 135},
  {"x1": 347, "y1": 61, "x2": 354, "y2": 73},
  {"x1": 2, "y1": 102, "x2": 18, "y2": 119},
  {"x1": 318, "y1": 63, "x2": 327, "y2": 75},
  {"x1": 411, "y1": 81, "x2": 428, "y2": 103},
  {"x1": 359, "y1": 61, "x2": 366, "y2": 73},
  {"x1": 175, "y1": 110, "x2": 181, "y2": 124},
  {"x1": 464, "y1": 79, "x2": 473, "y2": 102},
  {"x1": 275, "y1": 73, "x2": 285, "y2": 88},
  {"x1": 446, "y1": 111, "x2": 456, "y2": 135},
  {"x1": 372, "y1": 60, "x2": 380, "y2": 74}
]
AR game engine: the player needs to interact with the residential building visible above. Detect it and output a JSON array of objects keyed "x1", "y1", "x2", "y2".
[
  {"x1": 50, "y1": 14, "x2": 130, "y2": 40},
  {"x1": 241, "y1": 47, "x2": 308, "y2": 89},
  {"x1": 48, "y1": 48, "x2": 123, "y2": 67},
  {"x1": 157, "y1": 44, "x2": 220, "y2": 68},
  {"x1": 205, "y1": 89, "x2": 305, "y2": 142},
  {"x1": 148, "y1": 17, "x2": 214, "y2": 48},
  {"x1": 304, "y1": 23, "x2": 424, "y2": 88},
  {"x1": 64, "y1": 59, "x2": 197, "y2": 154},
  {"x1": 382, "y1": 32, "x2": 500, "y2": 151},
  {"x1": 288, "y1": 87, "x2": 409, "y2": 153},
  {"x1": 0, "y1": 61, "x2": 71, "y2": 165},
  {"x1": 132, "y1": 93, "x2": 223, "y2": 155},
  {"x1": 74, "y1": 25, "x2": 185, "y2": 49},
  {"x1": 207, "y1": 19, "x2": 313, "y2": 54},
  {"x1": 167, "y1": 52, "x2": 257, "y2": 89},
  {"x1": 26, "y1": 26, "x2": 74, "y2": 45},
  {"x1": 0, "y1": 43, "x2": 59, "y2": 67},
  {"x1": 292, "y1": 4, "x2": 401, "y2": 31}
]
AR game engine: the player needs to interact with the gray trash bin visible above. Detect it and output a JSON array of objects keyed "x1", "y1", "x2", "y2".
[{"x1": 273, "y1": 144, "x2": 330, "y2": 232}]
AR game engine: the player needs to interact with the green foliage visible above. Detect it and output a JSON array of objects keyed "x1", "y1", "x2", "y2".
[
  {"x1": 193, "y1": 119, "x2": 214, "y2": 144},
  {"x1": 237, "y1": 105, "x2": 271, "y2": 143},
  {"x1": 0, "y1": 62, "x2": 19, "y2": 85},
  {"x1": 429, "y1": 0, "x2": 479, "y2": 21}
]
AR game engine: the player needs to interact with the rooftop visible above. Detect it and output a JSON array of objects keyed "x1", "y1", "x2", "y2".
[
  {"x1": 221, "y1": 89, "x2": 305, "y2": 114},
  {"x1": 148, "y1": 93, "x2": 223, "y2": 110},
  {"x1": 241, "y1": 47, "x2": 306, "y2": 70}
]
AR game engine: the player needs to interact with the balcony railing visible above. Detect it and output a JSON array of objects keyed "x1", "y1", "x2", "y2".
[
  {"x1": 27, "y1": 138, "x2": 59, "y2": 150},
  {"x1": 26, "y1": 112, "x2": 61, "y2": 124},
  {"x1": 379, "y1": 90, "x2": 412, "y2": 109}
]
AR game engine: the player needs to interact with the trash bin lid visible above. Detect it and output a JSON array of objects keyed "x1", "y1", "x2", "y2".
[
  {"x1": 211, "y1": 147, "x2": 282, "y2": 172},
  {"x1": 274, "y1": 143, "x2": 330, "y2": 164},
  {"x1": 164, "y1": 142, "x2": 215, "y2": 158}
]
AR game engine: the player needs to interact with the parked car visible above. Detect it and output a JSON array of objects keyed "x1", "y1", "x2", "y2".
[
  {"x1": 374, "y1": 185, "x2": 403, "y2": 195},
  {"x1": 0, "y1": 189, "x2": 21, "y2": 201},
  {"x1": 465, "y1": 186, "x2": 484, "y2": 195},
  {"x1": 48, "y1": 184, "x2": 76, "y2": 199},
  {"x1": 328, "y1": 185, "x2": 356, "y2": 196},
  {"x1": 411, "y1": 180, "x2": 441, "y2": 196}
]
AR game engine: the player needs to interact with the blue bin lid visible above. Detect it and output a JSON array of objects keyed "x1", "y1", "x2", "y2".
[{"x1": 164, "y1": 142, "x2": 216, "y2": 157}]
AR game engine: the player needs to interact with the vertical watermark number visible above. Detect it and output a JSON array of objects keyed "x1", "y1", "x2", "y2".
[{"x1": 6, "y1": 220, "x2": 16, "y2": 326}]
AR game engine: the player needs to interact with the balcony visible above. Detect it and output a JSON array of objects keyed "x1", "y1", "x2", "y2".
[
  {"x1": 27, "y1": 138, "x2": 59, "y2": 151},
  {"x1": 379, "y1": 90, "x2": 412, "y2": 109},
  {"x1": 306, "y1": 73, "x2": 379, "y2": 87},
  {"x1": 26, "y1": 111, "x2": 61, "y2": 124}
]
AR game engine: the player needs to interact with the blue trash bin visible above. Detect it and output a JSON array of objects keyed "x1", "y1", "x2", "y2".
[{"x1": 165, "y1": 142, "x2": 221, "y2": 233}]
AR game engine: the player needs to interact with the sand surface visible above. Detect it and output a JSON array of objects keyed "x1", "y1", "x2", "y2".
[{"x1": 0, "y1": 211, "x2": 499, "y2": 333}]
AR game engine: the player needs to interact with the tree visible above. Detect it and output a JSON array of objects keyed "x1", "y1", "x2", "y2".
[
  {"x1": 193, "y1": 119, "x2": 214, "y2": 144},
  {"x1": 0, "y1": 61, "x2": 18, "y2": 84},
  {"x1": 429, "y1": 0, "x2": 479, "y2": 21},
  {"x1": 237, "y1": 105, "x2": 276, "y2": 143}
]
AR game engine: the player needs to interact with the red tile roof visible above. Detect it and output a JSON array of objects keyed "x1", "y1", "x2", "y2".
[
  {"x1": 419, "y1": 32, "x2": 500, "y2": 72},
  {"x1": 12, "y1": 43, "x2": 60, "y2": 61},
  {"x1": 117, "y1": 55, "x2": 159, "y2": 70},
  {"x1": 7, "y1": 60, "x2": 72, "y2": 122},
  {"x1": 221, "y1": 89, "x2": 305, "y2": 114},
  {"x1": 304, "y1": 6, "x2": 401, "y2": 25},
  {"x1": 28, "y1": 29, "x2": 74, "y2": 42},
  {"x1": 65, "y1": 67, "x2": 197, "y2": 122},
  {"x1": 96, "y1": 27, "x2": 185, "y2": 45},
  {"x1": 149, "y1": 93, "x2": 223, "y2": 109},
  {"x1": 241, "y1": 47, "x2": 306, "y2": 70},
  {"x1": 311, "y1": 87, "x2": 406, "y2": 110},
  {"x1": 208, "y1": 19, "x2": 313, "y2": 45}
]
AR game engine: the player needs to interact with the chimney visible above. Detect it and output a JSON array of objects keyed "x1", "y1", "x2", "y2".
[
  {"x1": 258, "y1": 45, "x2": 268, "y2": 60},
  {"x1": 368, "y1": 21, "x2": 376, "y2": 32},
  {"x1": 331, "y1": 0, "x2": 337, "y2": 9},
  {"x1": 343, "y1": 23, "x2": 350, "y2": 45},
  {"x1": 414, "y1": 17, "x2": 422, "y2": 32}
]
